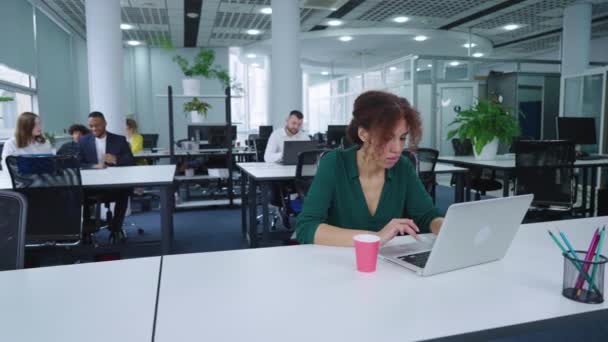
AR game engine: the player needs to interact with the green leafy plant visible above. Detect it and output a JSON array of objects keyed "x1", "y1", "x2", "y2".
[
  {"x1": 183, "y1": 97, "x2": 212, "y2": 117},
  {"x1": 43, "y1": 132, "x2": 56, "y2": 146},
  {"x1": 447, "y1": 99, "x2": 521, "y2": 155},
  {"x1": 173, "y1": 48, "x2": 231, "y2": 89},
  {"x1": 0, "y1": 96, "x2": 14, "y2": 102}
]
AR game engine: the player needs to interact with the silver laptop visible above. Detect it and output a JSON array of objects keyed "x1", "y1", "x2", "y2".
[{"x1": 380, "y1": 195, "x2": 533, "y2": 276}]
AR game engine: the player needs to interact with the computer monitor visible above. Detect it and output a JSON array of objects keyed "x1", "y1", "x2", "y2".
[
  {"x1": 556, "y1": 117, "x2": 597, "y2": 145},
  {"x1": 188, "y1": 125, "x2": 236, "y2": 143},
  {"x1": 326, "y1": 125, "x2": 348, "y2": 147},
  {"x1": 259, "y1": 125, "x2": 273, "y2": 139},
  {"x1": 207, "y1": 125, "x2": 237, "y2": 147}
]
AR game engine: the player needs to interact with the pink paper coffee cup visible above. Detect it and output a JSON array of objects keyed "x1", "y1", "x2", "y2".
[{"x1": 354, "y1": 234, "x2": 380, "y2": 272}]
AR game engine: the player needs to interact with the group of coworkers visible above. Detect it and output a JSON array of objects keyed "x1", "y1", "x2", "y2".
[
  {"x1": 1, "y1": 111, "x2": 146, "y2": 238},
  {"x1": 1, "y1": 90, "x2": 444, "y2": 249}
]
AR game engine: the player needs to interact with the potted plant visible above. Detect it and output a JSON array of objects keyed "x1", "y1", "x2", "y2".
[
  {"x1": 0, "y1": 96, "x2": 14, "y2": 102},
  {"x1": 43, "y1": 132, "x2": 56, "y2": 147},
  {"x1": 173, "y1": 48, "x2": 231, "y2": 95},
  {"x1": 183, "y1": 97, "x2": 212, "y2": 123},
  {"x1": 447, "y1": 99, "x2": 520, "y2": 160}
]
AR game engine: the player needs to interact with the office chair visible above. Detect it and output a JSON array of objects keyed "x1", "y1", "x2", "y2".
[
  {"x1": 413, "y1": 148, "x2": 439, "y2": 203},
  {"x1": 514, "y1": 140, "x2": 576, "y2": 221},
  {"x1": 509, "y1": 136, "x2": 534, "y2": 153},
  {"x1": 254, "y1": 138, "x2": 268, "y2": 162},
  {"x1": 294, "y1": 149, "x2": 330, "y2": 202},
  {"x1": 5, "y1": 155, "x2": 83, "y2": 247},
  {"x1": 451, "y1": 138, "x2": 502, "y2": 200},
  {"x1": 0, "y1": 191, "x2": 27, "y2": 271}
]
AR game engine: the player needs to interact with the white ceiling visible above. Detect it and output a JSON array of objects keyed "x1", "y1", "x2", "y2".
[{"x1": 41, "y1": 0, "x2": 608, "y2": 64}]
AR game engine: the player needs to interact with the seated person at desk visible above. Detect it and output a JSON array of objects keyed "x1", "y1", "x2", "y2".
[
  {"x1": 126, "y1": 118, "x2": 147, "y2": 165},
  {"x1": 1, "y1": 112, "x2": 53, "y2": 171},
  {"x1": 56, "y1": 124, "x2": 90, "y2": 158},
  {"x1": 264, "y1": 110, "x2": 309, "y2": 163},
  {"x1": 296, "y1": 91, "x2": 443, "y2": 246},
  {"x1": 79, "y1": 111, "x2": 135, "y2": 239}
]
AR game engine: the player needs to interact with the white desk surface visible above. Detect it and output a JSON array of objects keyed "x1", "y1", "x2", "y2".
[
  {"x1": 439, "y1": 155, "x2": 608, "y2": 169},
  {"x1": 154, "y1": 216, "x2": 608, "y2": 342},
  {"x1": 0, "y1": 164, "x2": 176, "y2": 190},
  {"x1": 0, "y1": 257, "x2": 161, "y2": 342},
  {"x1": 237, "y1": 162, "x2": 465, "y2": 181},
  {"x1": 135, "y1": 148, "x2": 254, "y2": 158}
]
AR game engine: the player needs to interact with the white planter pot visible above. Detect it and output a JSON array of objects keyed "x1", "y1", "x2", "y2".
[
  {"x1": 182, "y1": 78, "x2": 200, "y2": 96},
  {"x1": 190, "y1": 111, "x2": 203, "y2": 123},
  {"x1": 473, "y1": 137, "x2": 499, "y2": 160}
]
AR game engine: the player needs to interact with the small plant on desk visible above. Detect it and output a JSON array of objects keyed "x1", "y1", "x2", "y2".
[{"x1": 183, "y1": 97, "x2": 212, "y2": 118}]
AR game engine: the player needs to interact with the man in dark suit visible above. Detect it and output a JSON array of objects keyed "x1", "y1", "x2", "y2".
[
  {"x1": 79, "y1": 112, "x2": 135, "y2": 167},
  {"x1": 80, "y1": 111, "x2": 135, "y2": 242}
]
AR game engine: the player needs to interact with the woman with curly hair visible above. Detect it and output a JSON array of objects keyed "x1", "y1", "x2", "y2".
[{"x1": 296, "y1": 90, "x2": 443, "y2": 246}]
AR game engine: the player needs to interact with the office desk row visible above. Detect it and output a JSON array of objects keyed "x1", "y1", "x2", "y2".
[
  {"x1": 237, "y1": 162, "x2": 469, "y2": 248},
  {"x1": 438, "y1": 155, "x2": 608, "y2": 216},
  {"x1": 2, "y1": 217, "x2": 608, "y2": 341},
  {"x1": 0, "y1": 165, "x2": 177, "y2": 254}
]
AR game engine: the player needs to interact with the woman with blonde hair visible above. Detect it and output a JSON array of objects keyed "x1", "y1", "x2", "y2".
[{"x1": 1, "y1": 112, "x2": 53, "y2": 171}]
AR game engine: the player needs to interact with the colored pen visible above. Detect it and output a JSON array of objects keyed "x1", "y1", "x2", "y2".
[
  {"x1": 589, "y1": 227, "x2": 606, "y2": 292},
  {"x1": 575, "y1": 228, "x2": 600, "y2": 296},
  {"x1": 548, "y1": 230, "x2": 601, "y2": 294},
  {"x1": 559, "y1": 231, "x2": 579, "y2": 260}
]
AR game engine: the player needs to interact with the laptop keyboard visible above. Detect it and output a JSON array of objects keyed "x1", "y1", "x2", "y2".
[{"x1": 398, "y1": 251, "x2": 431, "y2": 268}]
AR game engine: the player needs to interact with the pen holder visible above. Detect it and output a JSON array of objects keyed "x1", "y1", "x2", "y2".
[{"x1": 562, "y1": 251, "x2": 607, "y2": 304}]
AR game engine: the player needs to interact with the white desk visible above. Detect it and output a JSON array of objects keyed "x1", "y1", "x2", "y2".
[
  {"x1": 1, "y1": 165, "x2": 177, "y2": 254},
  {"x1": 134, "y1": 148, "x2": 255, "y2": 159},
  {"x1": 237, "y1": 162, "x2": 469, "y2": 247},
  {"x1": 438, "y1": 155, "x2": 608, "y2": 215},
  {"x1": 154, "y1": 217, "x2": 608, "y2": 342},
  {"x1": 0, "y1": 257, "x2": 161, "y2": 342}
]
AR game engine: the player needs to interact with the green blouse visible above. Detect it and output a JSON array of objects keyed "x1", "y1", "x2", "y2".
[{"x1": 296, "y1": 146, "x2": 441, "y2": 244}]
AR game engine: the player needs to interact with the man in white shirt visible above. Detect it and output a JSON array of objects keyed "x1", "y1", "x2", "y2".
[{"x1": 264, "y1": 110, "x2": 310, "y2": 163}]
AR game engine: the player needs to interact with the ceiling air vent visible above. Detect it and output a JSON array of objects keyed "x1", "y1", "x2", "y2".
[{"x1": 301, "y1": 0, "x2": 348, "y2": 11}]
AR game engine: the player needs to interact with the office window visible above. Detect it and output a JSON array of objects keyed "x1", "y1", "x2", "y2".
[
  {"x1": 229, "y1": 51, "x2": 268, "y2": 134},
  {"x1": 308, "y1": 82, "x2": 331, "y2": 134},
  {"x1": 0, "y1": 64, "x2": 36, "y2": 129},
  {"x1": 0, "y1": 64, "x2": 36, "y2": 89}
]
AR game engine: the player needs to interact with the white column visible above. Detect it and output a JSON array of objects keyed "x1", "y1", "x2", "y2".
[
  {"x1": 562, "y1": 2, "x2": 592, "y2": 76},
  {"x1": 263, "y1": 55, "x2": 272, "y2": 127},
  {"x1": 85, "y1": 0, "x2": 125, "y2": 135},
  {"x1": 133, "y1": 46, "x2": 155, "y2": 133},
  {"x1": 270, "y1": 0, "x2": 302, "y2": 128}
]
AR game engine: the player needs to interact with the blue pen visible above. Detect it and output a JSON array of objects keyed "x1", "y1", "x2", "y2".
[
  {"x1": 589, "y1": 227, "x2": 606, "y2": 289},
  {"x1": 559, "y1": 231, "x2": 580, "y2": 260}
]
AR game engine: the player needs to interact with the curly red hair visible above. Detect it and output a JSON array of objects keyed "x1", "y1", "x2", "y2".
[{"x1": 346, "y1": 91, "x2": 422, "y2": 150}]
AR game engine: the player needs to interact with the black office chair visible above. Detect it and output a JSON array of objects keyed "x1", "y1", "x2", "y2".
[
  {"x1": 254, "y1": 138, "x2": 268, "y2": 162},
  {"x1": 142, "y1": 134, "x2": 159, "y2": 149},
  {"x1": 0, "y1": 191, "x2": 27, "y2": 271},
  {"x1": 5, "y1": 155, "x2": 83, "y2": 247},
  {"x1": 514, "y1": 140, "x2": 576, "y2": 220},
  {"x1": 451, "y1": 138, "x2": 503, "y2": 200},
  {"x1": 509, "y1": 136, "x2": 534, "y2": 153},
  {"x1": 403, "y1": 148, "x2": 438, "y2": 201},
  {"x1": 295, "y1": 149, "x2": 329, "y2": 200}
]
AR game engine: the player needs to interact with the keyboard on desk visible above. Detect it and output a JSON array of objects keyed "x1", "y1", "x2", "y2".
[
  {"x1": 397, "y1": 251, "x2": 431, "y2": 268},
  {"x1": 577, "y1": 155, "x2": 608, "y2": 161}
]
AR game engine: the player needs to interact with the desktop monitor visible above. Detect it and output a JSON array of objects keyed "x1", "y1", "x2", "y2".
[
  {"x1": 326, "y1": 125, "x2": 348, "y2": 147},
  {"x1": 207, "y1": 125, "x2": 237, "y2": 147},
  {"x1": 259, "y1": 125, "x2": 273, "y2": 139},
  {"x1": 556, "y1": 117, "x2": 597, "y2": 145},
  {"x1": 188, "y1": 125, "x2": 236, "y2": 143}
]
